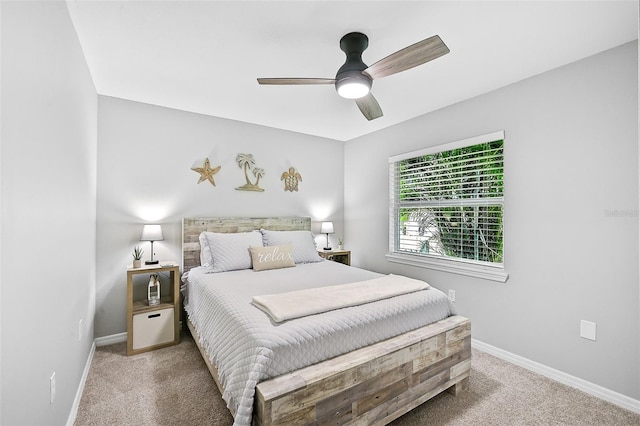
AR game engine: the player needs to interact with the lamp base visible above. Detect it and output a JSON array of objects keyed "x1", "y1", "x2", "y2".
[
  {"x1": 145, "y1": 260, "x2": 159, "y2": 265},
  {"x1": 323, "y1": 247, "x2": 332, "y2": 251}
]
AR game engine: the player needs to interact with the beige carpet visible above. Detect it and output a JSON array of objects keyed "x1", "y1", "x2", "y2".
[{"x1": 75, "y1": 333, "x2": 640, "y2": 425}]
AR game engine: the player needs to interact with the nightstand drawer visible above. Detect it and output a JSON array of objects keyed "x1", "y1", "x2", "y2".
[{"x1": 132, "y1": 308, "x2": 174, "y2": 350}]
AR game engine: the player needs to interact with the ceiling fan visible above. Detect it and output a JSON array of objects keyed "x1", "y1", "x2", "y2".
[{"x1": 257, "y1": 32, "x2": 450, "y2": 121}]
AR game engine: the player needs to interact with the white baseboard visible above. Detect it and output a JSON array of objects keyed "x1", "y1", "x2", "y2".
[
  {"x1": 95, "y1": 332, "x2": 127, "y2": 347},
  {"x1": 66, "y1": 341, "x2": 96, "y2": 426},
  {"x1": 471, "y1": 338, "x2": 640, "y2": 415}
]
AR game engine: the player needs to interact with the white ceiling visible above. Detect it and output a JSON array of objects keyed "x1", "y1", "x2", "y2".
[{"x1": 66, "y1": 1, "x2": 638, "y2": 141}]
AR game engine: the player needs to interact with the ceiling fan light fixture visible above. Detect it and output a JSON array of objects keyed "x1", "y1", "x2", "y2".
[
  {"x1": 257, "y1": 31, "x2": 450, "y2": 121},
  {"x1": 336, "y1": 80, "x2": 370, "y2": 99},
  {"x1": 335, "y1": 73, "x2": 372, "y2": 99}
]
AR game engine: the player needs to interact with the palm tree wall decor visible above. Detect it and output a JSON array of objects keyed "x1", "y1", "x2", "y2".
[{"x1": 235, "y1": 153, "x2": 265, "y2": 192}]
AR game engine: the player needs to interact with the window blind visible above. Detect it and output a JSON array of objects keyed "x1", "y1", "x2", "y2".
[{"x1": 389, "y1": 131, "x2": 504, "y2": 266}]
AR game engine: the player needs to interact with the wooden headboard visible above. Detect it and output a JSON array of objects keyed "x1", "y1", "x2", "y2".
[{"x1": 182, "y1": 217, "x2": 311, "y2": 274}]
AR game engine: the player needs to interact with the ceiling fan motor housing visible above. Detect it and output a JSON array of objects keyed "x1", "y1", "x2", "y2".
[{"x1": 335, "y1": 32, "x2": 372, "y2": 98}]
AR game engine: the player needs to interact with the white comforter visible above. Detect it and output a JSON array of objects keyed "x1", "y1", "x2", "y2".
[{"x1": 183, "y1": 261, "x2": 455, "y2": 426}]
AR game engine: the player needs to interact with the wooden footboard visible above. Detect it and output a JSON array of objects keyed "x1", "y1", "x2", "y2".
[
  {"x1": 253, "y1": 315, "x2": 470, "y2": 425},
  {"x1": 188, "y1": 315, "x2": 470, "y2": 425}
]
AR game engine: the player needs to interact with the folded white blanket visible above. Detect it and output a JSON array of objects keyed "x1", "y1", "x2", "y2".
[{"x1": 252, "y1": 274, "x2": 430, "y2": 322}]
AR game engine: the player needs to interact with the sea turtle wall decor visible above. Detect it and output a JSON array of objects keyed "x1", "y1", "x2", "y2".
[
  {"x1": 235, "y1": 153, "x2": 265, "y2": 192},
  {"x1": 191, "y1": 157, "x2": 221, "y2": 186},
  {"x1": 281, "y1": 167, "x2": 302, "y2": 192}
]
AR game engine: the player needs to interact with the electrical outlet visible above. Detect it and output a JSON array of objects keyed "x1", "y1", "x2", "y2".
[
  {"x1": 50, "y1": 372, "x2": 56, "y2": 404},
  {"x1": 580, "y1": 320, "x2": 596, "y2": 341},
  {"x1": 448, "y1": 290, "x2": 456, "y2": 302},
  {"x1": 78, "y1": 319, "x2": 83, "y2": 341}
]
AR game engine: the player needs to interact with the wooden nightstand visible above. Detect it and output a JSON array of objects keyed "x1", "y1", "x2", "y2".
[
  {"x1": 126, "y1": 262, "x2": 180, "y2": 355},
  {"x1": 318, "y1": 250, "x2": 351, "y2": 266}
]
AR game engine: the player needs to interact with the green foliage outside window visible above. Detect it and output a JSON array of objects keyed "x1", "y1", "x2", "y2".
[{"x1": 396, "y1": 140, "x2": 504, "y2": 264}]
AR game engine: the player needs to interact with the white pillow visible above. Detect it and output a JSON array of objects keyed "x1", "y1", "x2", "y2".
[
  {"x1": 199, "y1": 231, "x2": 263, "y2": 273},
  {"x1": 260, "y1": 229, "x2": 323, "y2": 264}
]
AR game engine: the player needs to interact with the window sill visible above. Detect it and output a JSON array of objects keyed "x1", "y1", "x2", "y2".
[{"x1": 385, "y1": 253, "x2": 509, "y2": 283}]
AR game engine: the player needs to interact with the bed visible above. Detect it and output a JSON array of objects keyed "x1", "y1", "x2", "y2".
[{"x1": 182, "y1": 217, "x2": 471, "y2": 426}]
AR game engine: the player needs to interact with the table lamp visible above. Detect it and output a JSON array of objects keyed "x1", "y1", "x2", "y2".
[
  {"x1": 140, "y1": 224, "x2": 163, "y2": 265},
  {"x1": 320, "y1": 221, "x2": 334, "y2": 251}
]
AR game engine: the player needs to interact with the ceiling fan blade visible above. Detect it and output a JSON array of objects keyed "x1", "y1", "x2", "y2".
[
  {"x1": 363, "y1": 35, "x2": 449, "y2": 80},
  {"x1": 257, "y1": 78, "x2": 335, "y2": 85},
  {"x1": 355, "y1": 93, "x2": 383, "y2": 121}
]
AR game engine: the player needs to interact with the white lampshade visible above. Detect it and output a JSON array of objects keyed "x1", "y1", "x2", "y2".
[
  {"x1": 320, "y1": 222, "x2": 334, "y2": 234},
  {"x1": 140, "y1": 224, "x2": 164, "y2": 242}
]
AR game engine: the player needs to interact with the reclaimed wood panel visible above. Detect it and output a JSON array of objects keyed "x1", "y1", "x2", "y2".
[
  {"x1": 182, "y1": 217, "x2": 310, "y2": 274},
  {"x1": 254, "y1": 315, "x2": 471, "y2": 425}
]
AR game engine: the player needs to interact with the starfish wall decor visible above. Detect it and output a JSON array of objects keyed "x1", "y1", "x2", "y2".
[{"x1": 191, "y1": 158, "x2": 221, "y2": 186}]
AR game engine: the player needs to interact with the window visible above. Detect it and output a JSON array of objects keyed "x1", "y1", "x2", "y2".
[{"x1": 388, "y1": 131, "x2": 508, "y2": 282}]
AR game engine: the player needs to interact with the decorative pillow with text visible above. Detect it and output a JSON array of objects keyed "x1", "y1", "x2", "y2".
[{"x1": 249, "y1": 244, "x2": 296, "y2": 271}]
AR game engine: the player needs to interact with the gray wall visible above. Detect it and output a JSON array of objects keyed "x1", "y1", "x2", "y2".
[
  {"x1": 1, "y1": 1, "x2": 97, "y2": 424},
  {"x1": 96, "y1": 97, "x2": 344, "y2": 337},
  {"x1": 1, "y1": 3, "x2": 636, "y2": 423},
  {"x1": 344, "y1": 41, "x2": 639, "y2": 399}
]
